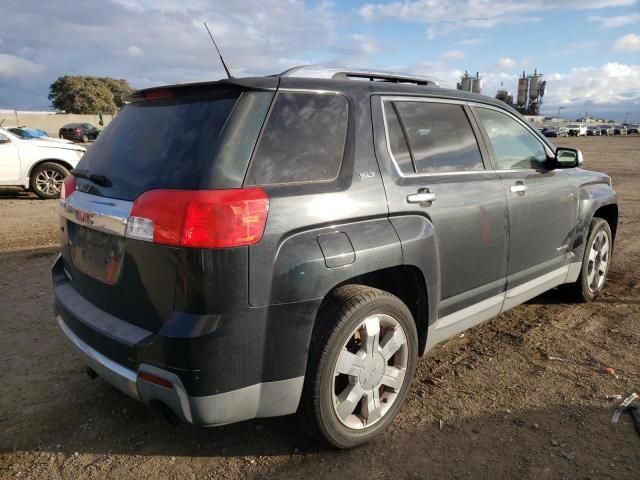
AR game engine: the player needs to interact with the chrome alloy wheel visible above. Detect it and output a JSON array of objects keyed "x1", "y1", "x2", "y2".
[
  {"x1": 35, "y1": 169, "x2": 64, "y2": 196},
  {"x1": 332, "y1": 313, "x2": 408, "y2": 430},
  {"x1": 586, "y1": 229, "x2": 610, "y2": 293}
]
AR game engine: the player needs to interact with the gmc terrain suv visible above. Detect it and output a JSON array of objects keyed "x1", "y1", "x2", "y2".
[{"x1": 53, "y1": 66, "x2": 618, "y2": 448}]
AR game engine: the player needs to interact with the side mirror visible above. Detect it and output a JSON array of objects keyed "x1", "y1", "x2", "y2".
[
  {"x1": 555, "y1": 147, "x2": 583, "y2": 168},
  {"x1": 0, "y1": 137, "x2": 11, "y2": 145}
]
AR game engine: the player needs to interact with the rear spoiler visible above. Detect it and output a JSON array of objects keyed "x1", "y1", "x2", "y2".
[{"x1": 125, "y1": 77, "x2": 279, "y2": 103}]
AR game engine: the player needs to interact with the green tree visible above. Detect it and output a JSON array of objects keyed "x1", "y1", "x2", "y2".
[{"x1": 48, "y1": 75, "x2": 133, "y2": 114}]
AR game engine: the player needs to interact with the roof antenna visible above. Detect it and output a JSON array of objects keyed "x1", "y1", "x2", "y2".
[{"x1": 203, "y1": 21, "x2": 233, "y2": 79}]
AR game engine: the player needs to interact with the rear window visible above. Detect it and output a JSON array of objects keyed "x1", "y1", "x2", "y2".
[
  {"x1": 76, "y1": 91, "x2": 239, "y2": 200},
  {"x1": 245, "y1": 92, "x2": 348, "y2": 185}
]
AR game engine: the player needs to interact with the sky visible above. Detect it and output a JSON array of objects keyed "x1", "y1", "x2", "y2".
[{"x1": 1, "y1": 0, "x2": 639, "y2": 121}]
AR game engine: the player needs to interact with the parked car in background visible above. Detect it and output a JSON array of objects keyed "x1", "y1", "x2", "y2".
[
  {"x1": 543, "y1": 127, "x2": 568, "y2": 137},
  {"x1": 52, "y1": 65, "x2": 617, "y2": 449},
  {"x1": 0, "y1": 128, "x2": 85, "y2": 198},
  {"x1": 599, "y1": 124, "x2": 615, "y2": 136},
  {"x1": 627, "y1": 124, "x2": 639, "y2": 134},
  {"x1": 586, "y1": 126, "x2": 601, "y2": 136},
  {"x1": 8, "y1": 126, "x2": 73, "y2": 144},
  {"x1": 59, "y1": 123, "x2": 101, "y2": 143},
  {"x1": 613, "y1": 125, "x2": 627, "y2": 135},
  {"x1": 566, "y1": 124, "x2": 587, "y2": 136}
]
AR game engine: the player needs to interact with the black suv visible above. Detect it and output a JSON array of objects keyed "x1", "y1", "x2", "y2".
[
  {"x1": 53, "y1": 66, "x2": 617, "y2": 448},
  {"x1": 59, "y1": 123, "x2": 100, "y2": 143}
]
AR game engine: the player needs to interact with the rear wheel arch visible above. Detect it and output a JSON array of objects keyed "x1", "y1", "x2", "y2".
[
  {"x1": 318, "y1": 265, "x2": 429, "y2": 356},
  {"x1": 28, "y1": 159, "x2": 74, "y2": 180}
]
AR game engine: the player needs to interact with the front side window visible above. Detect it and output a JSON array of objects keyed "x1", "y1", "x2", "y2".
[
  {"x1": 476, "y1": 108, "x2": 548, "y2": 170},
  {"x1": 384, "y1": 100, "x2": 484, "y2": 174},
  {"x1": 246, "y1": 92, "x2": 348, "y2": 185}
]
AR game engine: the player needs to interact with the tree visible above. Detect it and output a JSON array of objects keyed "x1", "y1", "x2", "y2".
[{"x1": 48, "y1": 75, "x2": 133, "y2": 114}]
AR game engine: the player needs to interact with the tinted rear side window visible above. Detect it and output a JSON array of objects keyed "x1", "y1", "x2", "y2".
[
  {"x1": 389, "y1": 101, "x2": 483, "y2": 174},
  {"x1": 76, "y1": 91, "x2": 239, "y2": 201},
  {"x1": 245, "y1": 92, "x2": 348, "y2": 185},
  {"x1": 383, "y1": 101, "x2": 413, "y2": 174}
]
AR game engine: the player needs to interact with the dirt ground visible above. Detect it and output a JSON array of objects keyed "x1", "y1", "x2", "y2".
[{"x1": 0, "y1": 136, "x2": 638, "y2": 479}]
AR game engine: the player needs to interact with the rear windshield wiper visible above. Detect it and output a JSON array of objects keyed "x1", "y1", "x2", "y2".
[{"x1": 70, "y1": 169, "x2": 112, "y2": 187}]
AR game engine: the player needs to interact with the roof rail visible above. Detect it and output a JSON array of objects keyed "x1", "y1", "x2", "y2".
[{"x1": 280, "y1": 65, "x2": 439, "y2": 87}]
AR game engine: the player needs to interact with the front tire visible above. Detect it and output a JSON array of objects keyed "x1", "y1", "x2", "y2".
[
  {"x1": 572, "y1": 218, "x2": 613, "y2": 302},
  {"x1": 31, "y1": 162, "x2": 69, "y2": 199},
  {"x1": 297, "y1": 285, "x2": 418, "y2": 448}
]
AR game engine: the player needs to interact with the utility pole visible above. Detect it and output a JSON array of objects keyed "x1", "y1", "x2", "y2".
[{"x1": 624, "y1": 112, "x2": 631, "y2": 125}]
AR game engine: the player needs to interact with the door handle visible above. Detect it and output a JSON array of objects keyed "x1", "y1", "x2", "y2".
[
  {"x1": 510, "y1": 182, "x2": 527, "y2": 195},
  {"x1": 407, "y1": 189, "x2": 437, "y2": 205}
]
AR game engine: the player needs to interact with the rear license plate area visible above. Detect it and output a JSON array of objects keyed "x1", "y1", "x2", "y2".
[{"x1": 67, "y1": 221, "x2": 125, "y2": 285}]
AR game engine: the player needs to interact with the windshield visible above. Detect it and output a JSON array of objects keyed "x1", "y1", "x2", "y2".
[{"x1": 76, "y1": 90, "x2": 240, "y2": 201}]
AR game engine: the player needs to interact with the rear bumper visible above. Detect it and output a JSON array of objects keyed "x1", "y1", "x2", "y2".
[
  {"x1": 57, "y1": 314, "x2": 303, "y2": 425},
  {"x1": 52, "y1": 255, "x2": 316, "y2": 426}
]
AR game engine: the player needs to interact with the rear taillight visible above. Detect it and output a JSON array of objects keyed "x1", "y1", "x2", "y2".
[
  {"x1": 61, "y1": 175, "x2": 76, "y2": 200},
  {"x1": 126, "y1": 189, "x2": 269, "y2": 248},
  {"x1": 74, "y1": 128, "x2": 80, "y2": 133}
]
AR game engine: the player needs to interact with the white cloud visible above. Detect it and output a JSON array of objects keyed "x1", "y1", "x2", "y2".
[
  {"x1": 350, "y1": 34, "x2": 379, "y2": 55},
  {"x1": 456, "y1": 38, "x2": 483, "y2": 46},
  {"x1": 358, "y1": 0, "x2": 638, "y2": 37},
  {"x1": 441, "y1": 49, "x2": 465, "y2": 59},
  {"x1": 494, "y1": 57, "x2": 517, "y2": 71},
  {"x1": 0, "y1": 54, "x2": 43, "y2": 79},
  {"x1": 613, "y1": 33, "x2": 640, "y2": 52},
  {"x1": 126, "y1": 45, "x2": 144, "y2": 57},
  {"x1": 589, "y1": 12, "x2": 640, "y2": 28}
]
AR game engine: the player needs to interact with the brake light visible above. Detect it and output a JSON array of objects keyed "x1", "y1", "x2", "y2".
[
  {"x1": 126, "y1": 189, "x2": 269, "y2": 248},
  {"x1": 143, "y1": 88, "x2": 174, "y2": 100},
  {"x1": 74, "y1": 128, "x2": 80, "y2": 133},
  {"x1": 61, "y1": 175, "x2": 76, "y2": 200}
]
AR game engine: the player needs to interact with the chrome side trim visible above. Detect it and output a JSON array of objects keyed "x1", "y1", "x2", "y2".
[
  {"x1": 426, "y1": 294, "x2": 504, "y2": 351},
  {"x1": 57, "y1": 315, "x2": 139, "y2": 400},
  {"x1": 565, "y1": 261, "x2": 582, "y2": 283},
  {"x1": 502, "y1": 265, "x2": 569, "y2": 311},
  {"x1": 60, "y1": 191, "x2": 132, "y2": 237},
  {"x1": 425, "y1": 264, "x2": 573, "y2": 352}
]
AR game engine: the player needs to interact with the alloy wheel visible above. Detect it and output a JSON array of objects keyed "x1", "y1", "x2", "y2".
[
  {"x1": 586, "y1": 229, "x2": 610, "y2": 293},
  {"x1": 332, "y1": 313, "x2": 408, "y2": 429},
  {"x1": 35, "y1": 169, "x2": 64, "y2": 196}
]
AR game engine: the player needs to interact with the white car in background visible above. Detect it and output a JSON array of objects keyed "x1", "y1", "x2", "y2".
[
  {"x1": 0, "y1": 128, "x2": 85, "y2": 198},
  {"x1": 566, "y1": 124, "x2": 587, "y2": 136}
]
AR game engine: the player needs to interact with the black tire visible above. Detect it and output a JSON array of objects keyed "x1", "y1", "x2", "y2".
[
  {"x1": 81, "y1": 134, "x2": 89, "y2": 143},
  {"x1": 30, "y1": 162, "x2": 69, "y2": 199},
  {"x1": 297, "y1": 285, "x2": 418, "y2": 448},
  {"x1": 571, "y1": 218, "x2": 613, "y2": 302}
]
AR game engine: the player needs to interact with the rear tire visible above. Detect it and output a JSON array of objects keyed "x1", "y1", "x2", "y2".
[
  {"x1": 570, "y1": 218, "x2": 613, "y2": 302},
  {"x1": 30, "y1": 162, "x2": 69, "y2": 199},
  {"x1": 297, "y1": 285, "x2": 418, "y2": 448}
]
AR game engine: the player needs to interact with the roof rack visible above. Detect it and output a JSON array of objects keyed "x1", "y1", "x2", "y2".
[{"x1": 280, "y1": 65, "x2": 439, "y2": 87}]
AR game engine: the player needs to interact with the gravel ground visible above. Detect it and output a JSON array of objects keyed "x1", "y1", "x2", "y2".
[{"x1": 0, "y1": 136, "x2": 638, "y2": 479}]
